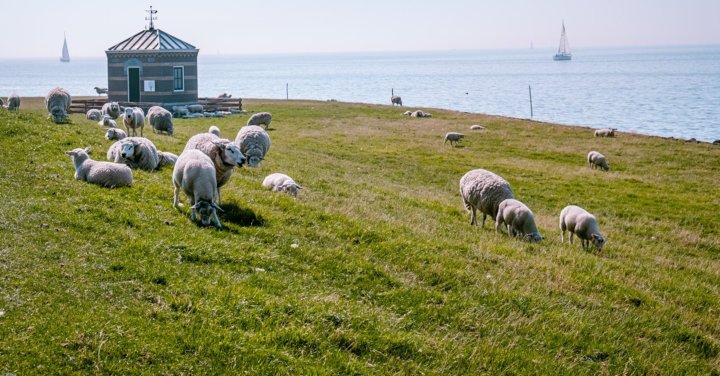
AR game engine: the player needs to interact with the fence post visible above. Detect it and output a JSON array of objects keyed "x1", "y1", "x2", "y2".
[{"x1": 528, "y1": 85, "x2": 534, "y2": 118}]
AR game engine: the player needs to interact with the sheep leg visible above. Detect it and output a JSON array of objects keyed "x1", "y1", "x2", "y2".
[
  {"x1": 481, "y1": 213, "x2": 487, "y2": 227},
  {"x1": 173, "y1": 185, "x2": 180, "y2": 209},
  {"x1": 216, "y1": 187, "x2": 222, "y2": 205},
  {"x1": 470, "y1": 207, "x2": 477, "y2": 226},
  {"x1": 140, "y1": 126, "x2": 143, "y2": 137},
  {"x1": 561, "y1": 230, "x2": 565, "y2": 243},
  {"x1": 212, "y1": 209, "x2": 222, "y2": 229},
  {"x1": 569, "y1": 232, "x2": 574, "y2": 244}
]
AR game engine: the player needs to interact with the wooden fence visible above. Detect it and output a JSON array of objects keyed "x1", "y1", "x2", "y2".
[{"x1": 69, "y1": 97, "x2": 243, "y2": 114}]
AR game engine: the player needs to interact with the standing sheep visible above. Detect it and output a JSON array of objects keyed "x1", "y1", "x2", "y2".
[
  {"x1": 65, "y1": 147, "x2": 132, "y2": 188},
  {"x1": 184, "y1": 133, "x2": 246, "y2": 204},
  {"x1": 101, "y1": 102, "x2": 122, "y2": 119},
  {"x1": 105, "y1": 128, "x2": 126, "y2": 141},
  {"x1": 594, "y1": 128, "x2": 617, "y2": 137},
  {"x1": 459, "y1": 169, "x2": 514, "y2": 227},
  {"x1": 247, "y1": 112, "x2": 272, "y2": 130},
  {"x1": 208, "y1": 125, "x2": 221, "y2": 137},
  {"x1": 262, "y1": 173, "x2": 303, "y2": 197},
  {"x1": 6, "y1": 95, "x2": 20, "y2": 111},
  {"x1": 391, "y1": 95, "x2": 403, "y2": 106},
  {"x1": 587, "y1": 151, "x2": 610, "y2": 171},
  {"x1": 45, "y1": 87, "x2": 71, "y2": 124},
  {"x1": 147, "y1": 106, "x2": 174, "y2": 135},
  {"x1": 123, "y1": 107, "x2": 145, "y2": 137},
  {"x1": 107, "y1": 137, "x2": 160, "y2": 171},
  {"x1": 173, "y1": 149, "x2": 223, "y2": 228},
  {"x1": 495, "y1": 199, "x2": 543, "y2": 242},
  {"x1": 86, "y1": 109, "x2": 102, "y2": 121},
  {"x1": 444, "y1": 132, "x2": 465, "y2": 147},
  {"x1": 559, "y1": 205, "x2": 605, "y2": 252},
  {"x1": 234, "y1": 125, "x2": 270, "y2": 168}
]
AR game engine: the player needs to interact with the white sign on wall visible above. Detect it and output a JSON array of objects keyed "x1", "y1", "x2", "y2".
[{"x1": 144, "y1": 80, "x2": 156, "y2": 92}]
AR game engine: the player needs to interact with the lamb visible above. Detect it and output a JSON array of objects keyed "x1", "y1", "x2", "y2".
[
  {"x1": 45, "y1": 87, "x2": 71, "y2": 124},
  {"x1": 173, "y1": 149, "x2": 223, "y2": 228},
  {"x1": 64, "y1": 147, "x2": 132, "y2": 188},
  {"x1": 184, "y1": 132, "x2": 246, "y2": 204},
  {"x1": 94, "y1": 87, "x2": 108, "y2": 95},
  {"x1": 247, "y1": 112, "x2": 272, "y2": 130},
  {"x1": 262, "y1": 173, "x2": 303, "y2": 197},
  {"x1": 391, "y1": 95, "x2": 403, "y2": 106},
  {"x1": 122, "y1": 107, "x2": 145, "y2": 137},
  {"x1": 101, "y1": 102, "x2": 122, "y2": 119},
  {"x1": 98, "y1": 114, "x2": 118, "y2": 128},
  {"x1": 587, "y1": 151, "x2": 610, "y2": 171},
  {"x1": 594, "y1": 128, "x2": 617, "y2": 137},
  {"x1": 459, "y1": 169, "x2": 514, "y2": 227},
  {"x1": 106, "y1": 137, "x2": 160, "y2": 171},
  {"x1": 105, "y1": 128, "x2": 126, "y2": 141},
  {"x1": 208, "y1": 125, "x2": 221, "y2": 137},
  {"x1": 158, "y1": 151, "x2": 178, "y2": 166},
  {"x1": 234, "y1": 125, "x2": 270, "y2": 168},
  {"x1": 86, "y1": 109, "x2": 102, "y2": 121},
  {"x1": 444, "y1": 132, "x2": 465, "y2": 146},
  {"x1": 147, "y1": 106, "x2": 174, "y2": 135},
  {"x1": 495, "y1": 199, "x2": 543, "y2": 242},
  {"x1": 6, "y1": 95, "x2": 20, "y2": 111},
  {"x1": 559, "y1": 205, "x2": 605, "y2": 252}
]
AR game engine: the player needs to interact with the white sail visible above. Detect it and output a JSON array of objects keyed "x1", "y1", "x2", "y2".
[
  {"x1": 553, "y1": 21, "x2": 571, "y2": 61},
  {"x1": 60, "y1": 34, "x2": 70, "y2": 63}
]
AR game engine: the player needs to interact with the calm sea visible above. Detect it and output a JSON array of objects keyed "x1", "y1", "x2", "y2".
[{"x1": 1, "y1": 45, "x2": 719, "y2": 141}]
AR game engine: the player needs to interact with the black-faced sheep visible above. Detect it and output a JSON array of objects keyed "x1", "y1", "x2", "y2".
[
  {"x1": 123, "y1": 107, "x2": 145, "y2": 137},
  {"x1": 107, "y1": 137, "x2": 160, "y2": 171},
  {"x1": 45, "y1": 87, "x2": 71, "y2": 124},
  {"x1": 262, "y1": 173, "x2": 302, "y2": 197},
  {"x1": 496, "y1": 199, "x2": 543, "y2": 242},
  {"x1": 391, "y1": 95, "x2": 403, "y2": 106},
  {"x1": 234, "y1": 125, "x2": 270, "y2": 168},
  {"x1": 184, "y1": 133, "x2": 246, "y2": 204},
  {"x1": 173, "y1": 149, "x2": 223, "y2": 228},
  {"x1": 459, "y1": 169, "x2": 514, "y2": 227},
  {"x1": 247, "y1": 112, "x2": 272, "y2": 130},
  {"x1": 101, "y1": 102, "x2": 121, "y2": 119},
  {"x1": 65, "y1": 147, "x2": 132, "y2": 188},
  {"x1": 587, "y1": 151, "x2": 609, "y2": 171},
  {"x1": 147, "y1": 106, "x2": 174, "y2": 135},
  {"x1": 559, "y1": 205, "x2": 605, "y2": 252}
]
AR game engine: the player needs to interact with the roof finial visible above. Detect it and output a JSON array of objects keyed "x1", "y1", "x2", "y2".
[{"x1": 146, "y1": 5, "x2": 158, "y2": 30}]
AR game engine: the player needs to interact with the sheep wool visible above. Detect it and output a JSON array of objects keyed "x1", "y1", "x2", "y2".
[
  {"x1": 147, "y1": 106, "x2": 174, "y2": 135},
  {"x1": 234, "y1": 125, "x2": 270, "y2": 168},
  {"x1": 45, "y1": 87, "x2": 71, "y2": 124},
  {"x1": 495, "y1": 199, "x2": 542, "y2": 242},
  {"x1": 247, "y1": 112, "x2": 272, "y2": 130},
  {"x1": 459, "y1": 169, "x2": 514, "y2": 227},
  {"x1": 173, "y1": 149, "x2": 222, "y2": 228},
  {"x1": 559, "y1": 205, "x2": 605, "y2": 252},
  {"x1": 65, "y1": 147, "x2": 132, "y2": 188},
  {"x1": 262, "y1": 173, "x2": 302, "y2": 197},
  {"x1": 107, "y1": 137, "x2": 160, "y2": 171},
  {"x1": 587, "y1": 151, "x2": 609, "y2": 171}
]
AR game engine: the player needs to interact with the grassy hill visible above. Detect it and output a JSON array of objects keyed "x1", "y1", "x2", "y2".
[{"x1": 1, "y1": 99, "x2": 719, "y2": 374}]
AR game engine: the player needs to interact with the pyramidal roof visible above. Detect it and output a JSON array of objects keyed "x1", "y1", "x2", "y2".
[{"x1": 107, "y1": 28, "x2": 197, "y2": 52}]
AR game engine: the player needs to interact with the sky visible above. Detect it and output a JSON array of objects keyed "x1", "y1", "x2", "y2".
[{"x1": 1, "y1": 0, "x2": 719, "y2": 58}]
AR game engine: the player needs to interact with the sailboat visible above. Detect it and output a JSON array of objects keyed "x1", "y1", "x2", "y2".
[
  {"x1": 60, "y1": 34, "x2": 70, "y2": 63},
  {"x1": 553, "y1": 21, "x2": 571, "y2": 61}
]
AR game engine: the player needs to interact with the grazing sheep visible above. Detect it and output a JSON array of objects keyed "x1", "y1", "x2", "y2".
[
  {"x1": 495, "y1": 199, "x2": 543, "y2": 242},
  {"x1": 158, "y1": 151, "x2": 178, "y2": 167},
  {"x1": 94, "y1": 87, "x2": 108, "y2": 95},
  {"x1": 594, "y1": 128, "x2": 617, "y2": 137},
  {"x1": 122, "y1": 107, "x2": 145, "y2": 137},
  {"x1": 107, "y1": 137, "x2": 160, "y2": 171},
  {"x1": 45, "y1": 87, "x2": 71, "y2": 124},
  {"x1": 459, "y1": 169, "x2": 514, "y2": 227},
  {"x1": 235, "y1": 125, "x2": 271, "y2": 168},
  {"x1": 65, "y1": 147, "x2": 132, "y2": 188},
  {"x1": 6, "y1": 95, "x2": 20, "y2": 111},
  {"x1": 173, "y1": 149, "x2": 223, "y2": 228},
  {"x1": 101, "y1": 102, "x2": 122, "y2": 119},
  {"x1": 86, "y1": 109, "x2": 102, "y2": 121},
  {"x1": 411, "y1": 110, "x2": 432, "y2": 118},
  {"x1": 184, "y1": 133, "x2": 246, "y2": 204},
  {"x1": 208, "y1": 125, "x2": 221, "y2": 137},
  {"x1": 587, "y1": 151, "x2": 610, "y2": 171},
  {"x1": 187, "y1": 104, "x2": 204, "y2": 113},
  {"x1": 172, "y1": 106, "x2": 189, "y2": 117},
  {"x1": 105, "y1": 128, "x2": 126, "y2": 141},
  {"x1": 559, "y1": 205, "x2": 605, "y2": 252},
  {"x1": 391, "y1": 95, "x2": 403, "y2": 106},
  {"x1": 444, "y1": 132, "x2": 465, "y2": 146},
  {"x1": 247, "y1": 112, "x2": 272, "y2": 130},
  {"x1": 98, "y1": 114, "x2": 117, "y2": 128},
  {"x1": 470, "y1": 124, "x2": 485, "y2": 131},
  {"x1": 147, "y1": 106, "x2": 174, "y2": 135},
  {"x1": 262, "y1": 173, "x2": 302, "y2": 197}
]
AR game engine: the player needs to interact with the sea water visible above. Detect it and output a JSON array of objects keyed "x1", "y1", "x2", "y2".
[{"x1": 1, "y1": 45, "x2": 718, "y2": 141}]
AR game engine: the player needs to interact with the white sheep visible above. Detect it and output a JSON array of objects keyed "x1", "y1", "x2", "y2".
[
  {"x1": 402, "y1": 111, "x2": 412, "y2": 116},
  {"x1": 594, "y1": 128, "x2": 617, "y2": 137},
  {"x1": 470, "y1": 124, "x2": 485, "y2": 131},
  {"x1": 45, "y1": 87, "x2": 71, "y2": 124},
  {"x1": 411, "y1": 110, "x2": 432, "y2": 118},
  {"x1": 6, "y1": 95, "x2": 20, "y2": 111},
  {"x1": 65, "y1": 147, "x2": 132, "y2": 188},
  {"x1": 262, "y1": 173, "x2": 303, "y2": 197},
  {"x1": 587, "y1": 151, "x2": 609, "y2": 171},
  {"x1": 172, "y1": 106, "x2": 190, "y2": 117},
  {"x1": 495, "y1": 199, "x2": 543, "y2": 242},
  {"x1": 98, "y1": 114, "x2": 118, "y2": 128},
  {"x1": 234, "y1": 125, "x2": 270, "y2": 168},
  {"x1": 187, "y1": 104, "x2": 204, "y2": 113},
  {"x1": 147, "y1": 106, "x2": 174, "y2": 135},
  {"x1": 444, "y1": 132, "x2": 465, "y2": 146},
  {"x1": 158, "y1": 151, "x2": 178, "y2": 166},
  {"x1": 107, "y1": 137, "x2": 160, "y2": 171},
  {"x1": 123, "y1": 107, "x2": 145, "y2": 137},
  {"x1": 184, "y1": 133, "x2": 246, "y2": 204},
  {"x1": 105, "y1": 128, "x2": 126, "y2": 141},
  {"x1": 391, "y1": 95, "x2": 403, "y2": 106},
  {"x1": 86, "y1": 109, "x2": 102, "y2": 121},
  {"x1": 247, "y1": 112, "x2": 272, "y2": 130},
  {"x1": 559, "y1": 205, "x2": 605, "y2": 252},
  {"x1": 208, "y1": 125, "x2": 221, "y2": 137},
  {"x1": 173, "y1": 149, "x2": 223, "y2": 228},
  {"x1": 101, "y1": 102, "x2": 121, "y2": 119},
  {"x1": 459, "y1": 169, "x2": 514, "y2": 227}
]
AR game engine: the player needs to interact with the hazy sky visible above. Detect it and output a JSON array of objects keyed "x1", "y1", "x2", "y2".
[{"x1": 2, "y1": 0, "x2": 719, "y2": 58}]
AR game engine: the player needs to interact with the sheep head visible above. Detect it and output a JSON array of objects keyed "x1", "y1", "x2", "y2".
[
  {"x1": 591, "y1": 234, "x2": 605, "y2": 251},
  {"x1": 280, "y1": 183, "x2": 302, "y2": 197},
  {"x1": 120, "y1": 142, "x2": 135, "y2": 160},
  {"x1": 123, "y1": 107, "x2": 134, "y2": 119},
  {"x1": 191, "y1": 200, "x2": 222, "y2": 227},
  {"x1": 215, "y1": 141, "x2": 246, "y2": 167},
  {"x1": 50, "y1": 107, "x2": 68, "y2": 123}
]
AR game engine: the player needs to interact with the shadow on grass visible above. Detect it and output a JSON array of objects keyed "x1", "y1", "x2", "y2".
[{"x1": 219, "y1": 202, "x2": 266, "y2": 227}]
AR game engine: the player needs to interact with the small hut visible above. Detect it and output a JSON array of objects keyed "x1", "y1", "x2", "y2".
[{"x1": 105, "y1": 7, "x2": 198, "y2": 108}]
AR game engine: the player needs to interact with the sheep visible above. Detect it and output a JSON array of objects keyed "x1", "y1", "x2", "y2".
[
  {"x1": 101, "y1": 102, "x2": 122, "y2": 119},
  {"x1": 235, "y1": 125, "x2": 270, "y2": 168},
  {"x1": 594, "y1": 128, "x2": 617, "y2": 137},
  {"x1": 262, "y1": 173, "x2": 302, "y2": 197},
  {"x1": 187, "y1": 104, "x2": 204, "y2": 113},
  {"x1": 158, "y1": 151, "x2": 178, "y2": 167},
  {"x1": 45, "y1": 87, "x2": 71, "y2": 124},
  {"x1": 64, "y1": 147, "x2": 132, "y2": 188},
  {"x1": 147, "y1": 106, "x2": 174, "y2": 135},
  {"x1": 107, "y1": 137, "x2": 160, "y2": 171},
  {"x1": 6, "y1": 95, "x2": 20, "y2": 111},
  {"x1": 183, "y1": 132, "x2": 246, "y2": 204},
  {"x1": 559, "y1": 205, "x2": 605, "y2": 252},
  {"x1": 402, "y1": 111, "x2": 412, "y2": 116},
  {"x1": 495, "y1": 199, "x2": 543, "y2": 242},
  {"x1": 247, "y1": 112, "x2": 272, "y2": 130},
  {"x1": 172, "y1": 106, "x2": 189, "y2": 117},
  {"x1": 444, "y1": 132, "x2": 465, "y2": 146},
  {"x1": 411, "y1": 110, "x2": 432, "y2": 118},
  {"x1": 122, "y1": 107, "x2": 145, "y2": 137},
  {"x1": 208, "y1": 125, "x2": 221, "y2": 137},
  {"x1": 105, "y1": 128, "x2": 126, "y2": 141},
  {"x1": 587, "y1": 151, "x2": 610, "y2": 171},
  {"x1": 98, "y1": 114, "x2": 118, "y2": 128},
  {"x1": 470, "y1": 124, "x2": 485, "y2": 131},
  {"x1": 459, "y1": 169, "x2": 514, "y2": 227},
  {"x1": 391, "y1": 95, "x2": 403, "y2": 106},
  {"x1": 86, "y1": 109, "x2": 102, "y2": 121},
  {"x1": 94, "y1": 87, "x2": 108, "y2": 95},
  {"x1": 173, "y1": 149, "x2": 223, "y2": 228}
]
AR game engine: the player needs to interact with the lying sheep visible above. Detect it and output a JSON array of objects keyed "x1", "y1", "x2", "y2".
[
  {"x1": 107, "y1": 137, "x2": 160, "y2": 171},
  {"x1": 402, "y1": 111, "x2": 412, "y2": 116},
  {"x1": 247, "y1": 112, "x2": 272, "y2": 130},
  {"x1": 460, "y1": 169, "x2": 514, "y2": 227},
  {"x1": 470, "y1": 125, "x2": 485, "y2": 131},
  {"x1": 147, "y1": 106, "x2": 174, "y2": 135},
  {"x1": 86, "y1": 109, "x2": 102, "y2": 121},
  {"x1": 45, "y1": 87, "x2": 72, "y2": 123},
  {"x1": 391, "y1": 95, "x2": 403, "y2": 106},
  {"x1": 444, "y1": 132, "x2": 465, "y2": 146},
  {"x1": 594, "y1": 128, "x2": 617, "y2": 137},
  {"x1": 234, "y1": 125, "x2": 270, "y2": 168},
  {"x1": 172, "y1": 106, "x2": 189, "y2": 117},
  {"x1": 173, "y1": 149, "x2": 223, "y2": 228},
  {"x1": 187, "y1": 104, "x2": 204, "y2": 113},
  {"x1": 262, "y1": 173, "x2": 302, "y2": 197},
  {"x1": 123, "y1": 107, "x2": 145, "y2": 137},
  {"x1": 158, "y1": 151, "x2": 178, "y2": 167},
  {"x1": 6, "y1": 95, "x2": 20, "y2": 111},
  {"x1": 587, "y1": 151, "x2": 609, "y2": 171},
  {"x1": 98, "y1": 114, "x2": 117, "y2": 128},
  {"x1": 559, "y1": 205, "x2": 605, "y2": 252},
  {"x1": 209, "y1": 125, "x2": 221, "y2": 137},
  {"x1": 184, "y1": 133, "x2": 246, "y2": 204},
  {"x1": 495, "y1": 199, "x2": 542, "y2": 242},
  {"x1": 105, "y1": 128, "x2": 126, "y2": 141},
  {"x1": 411, "y1": 110, "x2": 432, "y2": 118},
  {"x1": 101, "y1": 102, "x2": 121, "y2": 119},
  {"x1": 65, "y1": 147, "x2": 132, "y2": 188}
]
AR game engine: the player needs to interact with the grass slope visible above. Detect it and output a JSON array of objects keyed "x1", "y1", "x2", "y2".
[{"x1": 1, "y1": 100, "x2": 719, "y2": 374}]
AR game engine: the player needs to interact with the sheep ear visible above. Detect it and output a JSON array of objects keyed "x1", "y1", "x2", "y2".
[
  {"x1": 212, "y1": 203, "x2": 224, "y2": 212},
  {"x1": 64, "y1": 150, "x2": 72, "y2": 155},
  {"x1": 297, "y1": 185, "x2": 303, "y2": 190},
  {"x1": 84, "y1": 146, "x2": 92, "y2": 153}
]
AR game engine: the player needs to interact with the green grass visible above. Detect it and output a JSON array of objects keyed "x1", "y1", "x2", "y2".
[{"x1": 1, "y1": 99, "x2": 719, "y2": 374}]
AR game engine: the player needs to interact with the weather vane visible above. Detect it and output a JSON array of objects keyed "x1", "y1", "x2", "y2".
[{"x1": 146, "y1": 5, "x2": 158, "y2": 30}]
